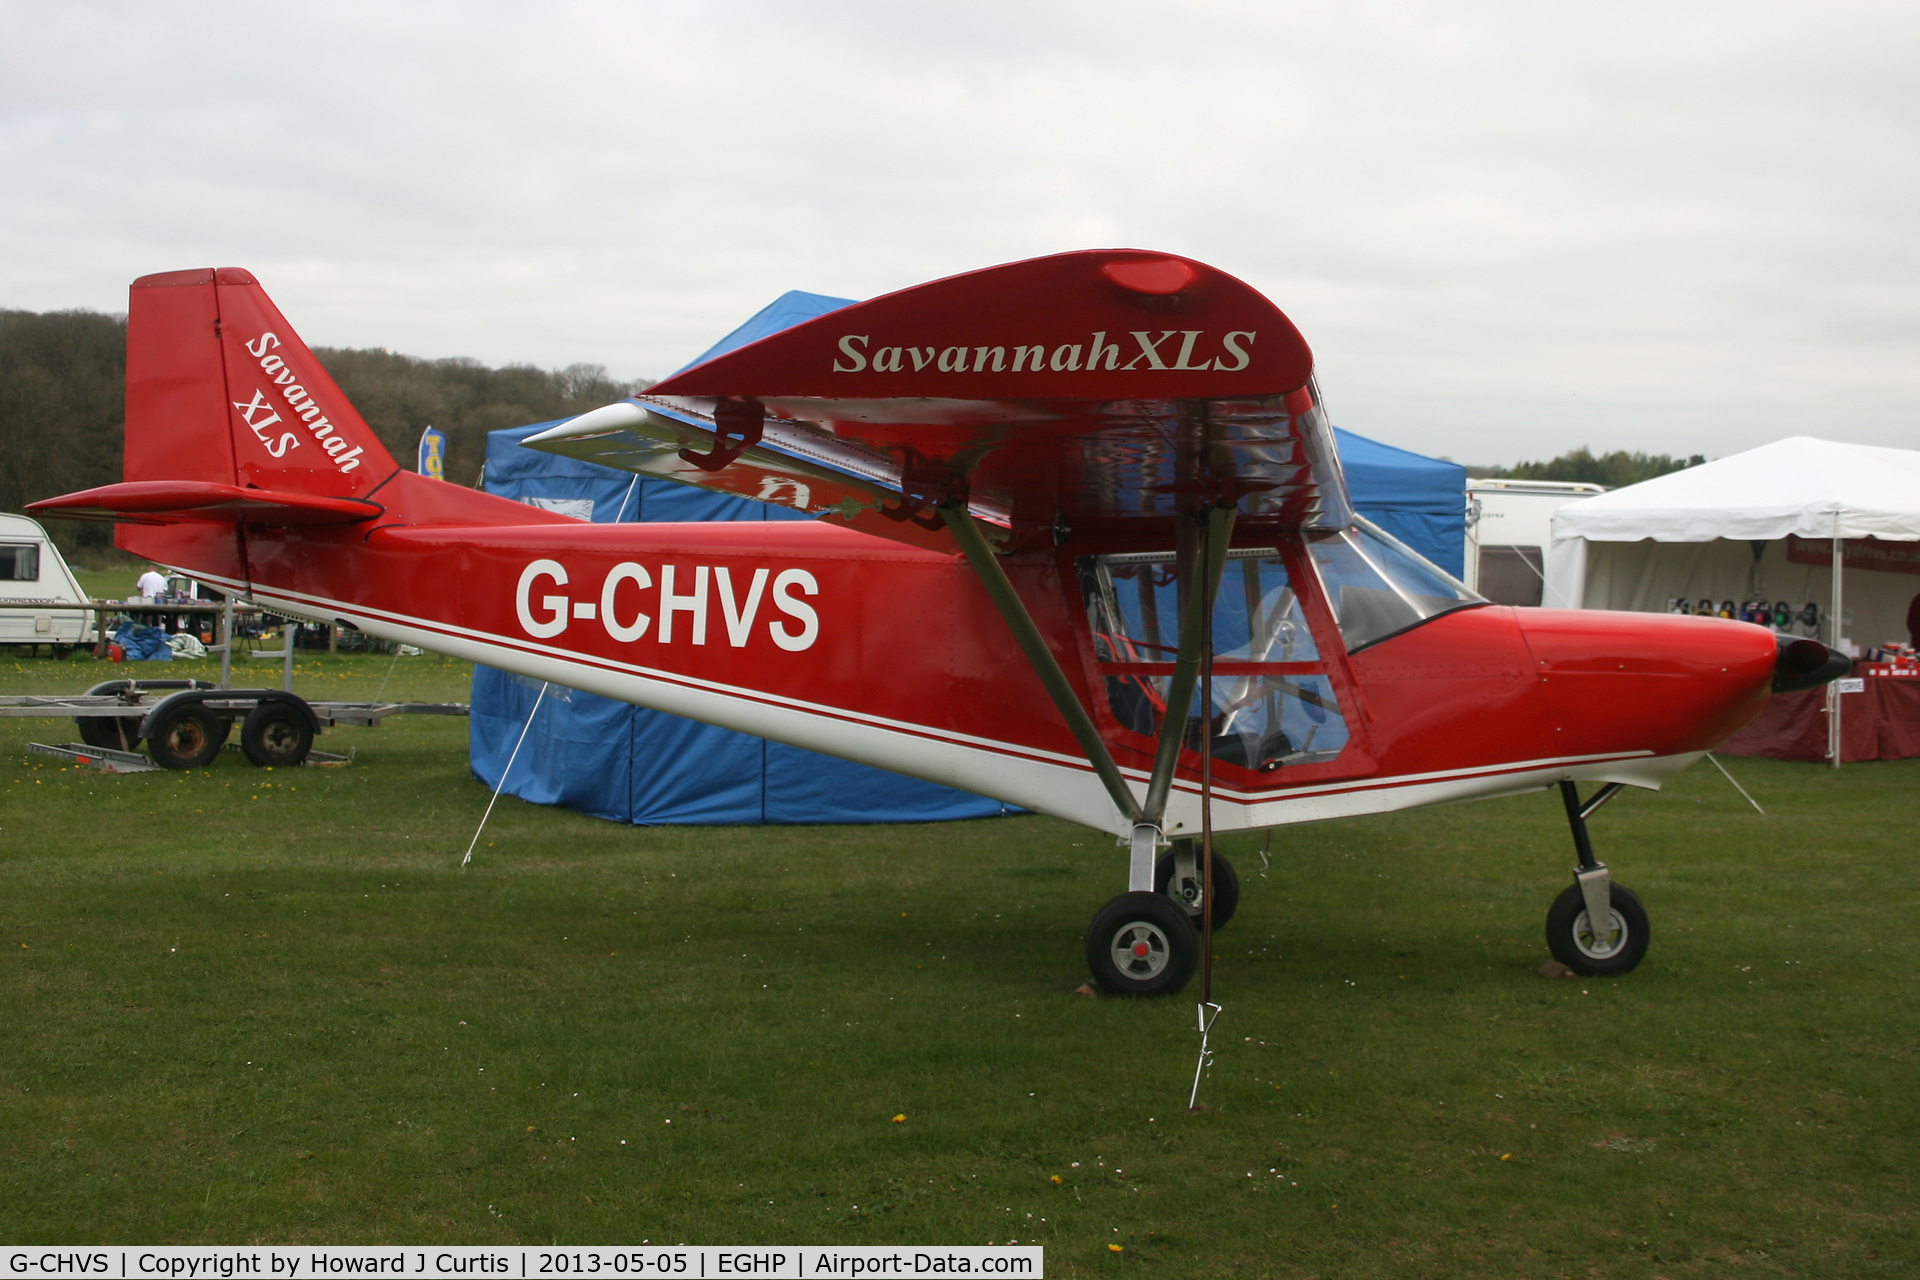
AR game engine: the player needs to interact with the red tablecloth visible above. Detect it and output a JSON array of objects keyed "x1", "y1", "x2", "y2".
[{"x1": 1718, "y1": 674, "x2": 1920, "y2": 762}]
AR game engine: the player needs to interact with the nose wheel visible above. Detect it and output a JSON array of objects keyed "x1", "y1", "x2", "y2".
[
  {"x1": 1085, "y1": 892, "x2": 1198, "y2": 996},
  {"x1": 1551, "y1": 780, "x2": 1651, "y2": 976},
  {"x1": 1546, "y1": 880, "x2": 1649, "y2": 976}
]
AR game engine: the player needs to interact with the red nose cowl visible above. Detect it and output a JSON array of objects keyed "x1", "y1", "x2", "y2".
[{"x1": 1514, "y1": 610, "x2": 1782, "y2": 757}]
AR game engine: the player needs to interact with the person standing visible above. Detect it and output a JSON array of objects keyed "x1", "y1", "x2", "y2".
[{"x1": 136, "y1": 567, "x2": 168, "y2": 599}]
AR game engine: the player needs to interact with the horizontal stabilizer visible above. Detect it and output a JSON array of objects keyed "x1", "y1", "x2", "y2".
[{"x1": 29, "y1": 481, "x2": 382, "y2": 526}]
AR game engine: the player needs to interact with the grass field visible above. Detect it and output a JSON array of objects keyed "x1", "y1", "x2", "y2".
[{"x1": 1, "y1": 647, "x2": 1916, "y2": 1275}]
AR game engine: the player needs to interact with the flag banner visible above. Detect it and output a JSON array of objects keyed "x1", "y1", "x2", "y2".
[
  {"x1": 1786, "y1": 534, "x2": 1920, "y2": 575},
  {"x1": 418, "y1": 426, "x2": 447, "y2": 481}
]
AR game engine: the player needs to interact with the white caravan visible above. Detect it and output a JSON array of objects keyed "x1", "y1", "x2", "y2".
[
  {"x1": 1464, "y1": 480, "x2": 1607, "y2": 606},
  {"x1": 0, "y1": 513, "x2": 97, "y2": 652}
]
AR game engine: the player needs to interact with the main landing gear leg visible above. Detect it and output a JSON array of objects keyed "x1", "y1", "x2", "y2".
[
  {"x1": 1088, "y1": 506, "x2": 1236, "y2": 995},
  {"x1": 944, "y1": 500, "x2": 1239, "y2": 997},
  {"x1": 1546, "y1": 780, "x2": 1649, "y2": 976},
  {"x1": 1155, "y1": 835, "x2": 1241, "y2": 932}
]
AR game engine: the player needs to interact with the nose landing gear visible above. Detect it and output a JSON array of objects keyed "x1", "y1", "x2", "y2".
[{"x1": 1548, "y1": 780, "x2": 1650, "y2": 976}]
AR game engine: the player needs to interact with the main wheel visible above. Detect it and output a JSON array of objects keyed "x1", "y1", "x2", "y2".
[
  {"x1": 1085, "y1": 892, "x2": 1198, "y2": 997},
  {"x1": 1546, "y1": 881, "x2": 1650, "y2": 976},
  {"x1": 1154, "y1": 851, "x2": 1240, "y2": 931},
  {"x1": 240, "y1": 701, "x2": 313, "y2": 767},
  {"x1": 146, "y1": 703, "x2": 223, "y2": 770}
]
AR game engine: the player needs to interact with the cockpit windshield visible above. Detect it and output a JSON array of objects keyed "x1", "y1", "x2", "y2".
[{"x1": 1306, "y1": 517, "x2": 1483, "y2": 653}]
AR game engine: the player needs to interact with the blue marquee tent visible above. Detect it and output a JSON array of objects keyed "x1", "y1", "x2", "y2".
[
  {"x1": 1335, "y1": 432, "x2": 1468, "y2": 578},
  {"x1": 470, "y1": 289, "x2": 1465, "y2": 825}
]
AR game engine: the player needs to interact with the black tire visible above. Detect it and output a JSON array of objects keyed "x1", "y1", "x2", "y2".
[
  {"x1": 77, "y1": 679, "x2": 140, "y2": 751},
  {"x1": 75, "y1": 680, "x2": 218, "y2": 751},
  {"x1": 1154, "y1": 850, "x2": 1240, "y2": 932},
  {"x1": 76, "y1": 715, "x2": 141, "y2": 751},
  {"x1": 1085, "y1": 892, "x2": 1198, "y2": 997},
  {"x1": 146, "y1": 703, "x2": 223, "y2": 770},
  {"x1": 240, "y1": 701, "x2": 313, "y2": 767},
  {"x1": 1546, "y1": 881, "x2": 1650, "y2": 977}
]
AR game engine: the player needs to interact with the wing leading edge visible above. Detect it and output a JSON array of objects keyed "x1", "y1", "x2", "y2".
[{"x1": 524, "y1": 249, "x2": 1353, "y2": 552}]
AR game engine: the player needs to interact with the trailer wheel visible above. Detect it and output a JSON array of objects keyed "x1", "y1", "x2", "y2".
[
  {"x1": 77, "y1": 680, "x2": 139, "y2": 751},
  {"x1": 147, "y1": 703, "x2": 223, "y2": 770},
  {"x1": 240, "y1": 702, "x2": 313, "y2": 767},
  {"x1": 76, "y1": 716, "x2": 142, "y2": 752}
]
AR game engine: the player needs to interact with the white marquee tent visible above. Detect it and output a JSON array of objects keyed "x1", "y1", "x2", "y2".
[{"x1": 1543, "y1": 436, "x2": 1920, "y2": 764}]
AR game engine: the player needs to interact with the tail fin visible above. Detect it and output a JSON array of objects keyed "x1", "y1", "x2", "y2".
[
  {"x1": 102, "y1": 268, "x2": 401, "y2": 572},
  {"x1": 126, "y1": 267, "x2": 400, "y2": 498},
  {"x1": 28, "y1": 267, "x2": 573, "y2": 588}
]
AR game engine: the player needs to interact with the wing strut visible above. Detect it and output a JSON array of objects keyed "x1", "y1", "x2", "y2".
[
  {"x1": 941, "y1": 504, "x2": 1143, "y2": 828},
  {"x1": 1128, "y1": 505, "x2": 1236, "y2": 890},
  {"x1": 943, "y1": 499, "x2": 1239, "y2": 891},
  {"x1": 1142, "y1": 506, "x2": 1236, "y2": 824}
]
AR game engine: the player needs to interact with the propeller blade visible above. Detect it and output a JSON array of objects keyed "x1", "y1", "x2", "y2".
[{"x1": 1772, "y1": 635, "x2": 1853, "y2": 693}]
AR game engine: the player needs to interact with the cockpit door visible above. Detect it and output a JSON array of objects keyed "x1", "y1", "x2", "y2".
[{"x1": 1073, "y1": 536, "x2": 1379, "y2": 787}]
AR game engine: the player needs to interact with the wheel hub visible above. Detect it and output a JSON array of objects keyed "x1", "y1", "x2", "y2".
[
  {"x1": 1574, "y1": 909, "x2": 1627, "y2": 960},
  {"x1": 1111, "y1": 922, "x2": 1171, "y2": 979}
]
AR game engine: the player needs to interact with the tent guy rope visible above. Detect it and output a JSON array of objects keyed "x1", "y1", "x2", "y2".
[
  {"x1": 1705, "y1": 752, "x2": 1765, "y2": 815},
  {"x1": 462, "y1": 681, "x2": 549, "y2": 867}
]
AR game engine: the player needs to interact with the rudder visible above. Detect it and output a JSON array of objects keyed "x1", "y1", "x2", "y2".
[
  {"x1": 117, "y1": 268, "x2": 402, "y2": 570},
  {"x1": 133, "y1": 268, "x2": 398, "y2": 498}
]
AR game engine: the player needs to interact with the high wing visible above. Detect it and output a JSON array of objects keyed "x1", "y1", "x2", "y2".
[{"x1": 523, "y1": 249, "x2": 1354, "y2": 552}]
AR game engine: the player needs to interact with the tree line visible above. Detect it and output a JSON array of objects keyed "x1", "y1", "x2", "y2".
[
  {"x1": 0, "y1": 309, "x2": 127, "y2": 554},
  {"x1": 1471, "y1": 446, "x2": 1706, "y2": 487},
  {"x1": 4, "y1": 305, "x2": 1703, "y2": 556},
  {"x1": 0, "y1": 308, "x2": 644, "y2": 555}
]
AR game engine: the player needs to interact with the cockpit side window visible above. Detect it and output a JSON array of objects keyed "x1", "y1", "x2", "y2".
[
  {"x1": 1306, "y1": 517, "x2": 1483, "y2": 653},
  {"x1": 1085, "y1": 550, "x2": 1323, "y2": 665},
  {"x1": 1081, "y1": 548, "x2": 1353, "y2": 773}
]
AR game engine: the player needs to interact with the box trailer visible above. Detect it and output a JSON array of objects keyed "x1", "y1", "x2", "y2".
[{"x1": 1464, "y1": 480, "x2": 1607, "y2": 606}]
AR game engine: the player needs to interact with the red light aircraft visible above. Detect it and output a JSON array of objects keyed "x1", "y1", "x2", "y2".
[{"x1": 31, "y1": 251, "x2": 1849, "y2": 996}]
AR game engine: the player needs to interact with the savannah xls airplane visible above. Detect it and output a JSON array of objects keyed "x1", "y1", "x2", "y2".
[{"x1": 31, "y1": 251, "x2": 1849, "y2": 996}]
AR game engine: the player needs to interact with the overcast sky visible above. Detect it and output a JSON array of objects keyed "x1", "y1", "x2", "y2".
[{"x1": 3, "y1": 0, "x2": 1914, "y2": 465}]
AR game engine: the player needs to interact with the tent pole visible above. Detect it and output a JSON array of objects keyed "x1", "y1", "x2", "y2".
[{"x1": 1829, "y1": 524, "x2": 1844, "y2": 770}]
